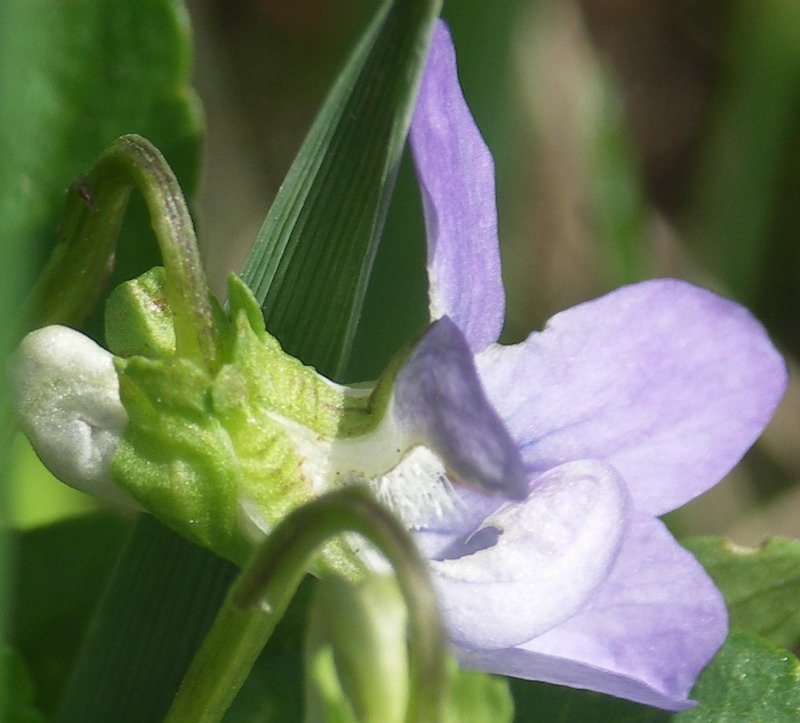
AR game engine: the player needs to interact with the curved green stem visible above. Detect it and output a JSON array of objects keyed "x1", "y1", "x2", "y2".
[
  {"x1": 24, "y1": 134, "x2": 217, "y2": 370},
  {"x1": 164, "y1": 487, "x2": 448, "y2": 723}
]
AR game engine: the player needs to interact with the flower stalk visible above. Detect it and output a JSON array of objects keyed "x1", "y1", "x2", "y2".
[
  {"x1": 24, "y1": 134, "x2": 218, "y2": 370},
  {"x1": 164, "y1": 486, "x2": 448, "y2": 723}
]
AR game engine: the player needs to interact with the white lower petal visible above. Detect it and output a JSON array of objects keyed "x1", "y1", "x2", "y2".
[{"x1": 429, "y1": 459, "x2": 631, "y2": 650}]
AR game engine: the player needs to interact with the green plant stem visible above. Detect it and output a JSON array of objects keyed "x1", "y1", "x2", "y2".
[
  {"x1": 165, "y1": 487, "x2": 447, "y2": 723},
  {"x1": 24, "y1": 134, "x2": 217, "y2": 370}
]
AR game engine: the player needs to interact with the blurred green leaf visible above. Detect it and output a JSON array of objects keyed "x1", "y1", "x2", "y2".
[
  {"x1": 509, "y1": 678, "x2": 669, "y2": 722},
  {"x1": 0, "y1": 0, "x2": 202, "y2": 337},
  {"x1": 241, "y1": 0, "x2": 442, "y2": 379},
  {"x1": 10, "y1": 436, "x2": 96, "y2": 530},
  {"x1": 692, "y1": 0, "x2": 800, "y2": 303},
  {"x1": 9, "y1": 512, "x2": 132, "y2": 717},
  {"x1": 684, "y1": 537, "x2": 800, "y2": 650},
  {"x1": 676, "y1": 633, "x2": 800, "y2": 721},
  {"x1": 446, "y1": 666, "x2": 514, "y2": 723},
  {"x1": 589, "y1": 73, "x2": 649, "y2": 287}
]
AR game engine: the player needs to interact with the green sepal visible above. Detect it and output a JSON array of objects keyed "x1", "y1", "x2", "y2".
[
  {"x1": 222, "y1": 274, "x2": 345, "y2": 440},
  {"x1": 113, "y1": 353, "x2": 250, "y2": 562},
  {"x1": 111, "y1": 274, "x2": 312, "y2": 563},
  {"x1": 108, "y1": 270, "x2": 380, "y2": 568},
  {"x1": 105, "y1": 267, "x2": 176, "y2": 358},
  {"x1": 105, "y1": 266, "x2": 447, "y2": 572}
]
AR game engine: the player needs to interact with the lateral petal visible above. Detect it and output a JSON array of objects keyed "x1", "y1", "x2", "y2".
[{"x1": 476, "y1": 279, "x2": 787, "y2": 515}]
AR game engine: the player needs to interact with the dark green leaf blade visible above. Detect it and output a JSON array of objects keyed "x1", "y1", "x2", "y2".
[
  {"x1": 676, "y1": 633, "x2": 800, "y2": 722},
  {"x1": 1, "y1": 645, "x2": 48, "y2": 723},
  {"x1": 509, "y1": 678, "x2": 670, "y2": 723},
  {"x1": 684, "y1": 536, "x2": 800, "y2": 650},
  {"x1": 9, "y1": 513, "x2": 132, "y2": 718},
  {"x1": 240, "y1": 0, "x2": 443, "y2": 377},
  {"x1": 56, "y1": 515, "x2": 238, "y2": 723}
]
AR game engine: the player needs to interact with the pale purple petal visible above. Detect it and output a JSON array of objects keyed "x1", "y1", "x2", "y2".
[
  {"x1": 476, "y1": 279, "x2": 787, "y2": 516},
  {"x1": 393, "y1": 317, "x2": 526, "y2": 499},
  {"x1": 429, "y1": 460, "x2": 631, "y2": 650},
  {"x1": 410, "y1": 21, "x2": 504, "y2": 352},
  {"x1": 456, "y1": 513, "x2": 727, "y2": 711}
]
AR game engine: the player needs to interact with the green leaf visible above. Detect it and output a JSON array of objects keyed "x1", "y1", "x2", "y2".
[
  {"x1": 0, "y1": 0, "x2": 201, "y2": 328},
  {"x1": 684, "y1": 536, "x2": 800, "y2": 649},
  {"x1": 676, "y1": 632, "x2": 800, "y2": 722},
  {"x1": 56, "y1": 515, "x2": 238, "y2": 723},
  {"x1": 240, "y1": 0, "x2": 443, "y2": 378},
  {"x1": 8, "y1": 512, "x2": 132, "y2": 717},
  {"x1": 509, "y1": 679, "x2": 669, "y2": 723}
]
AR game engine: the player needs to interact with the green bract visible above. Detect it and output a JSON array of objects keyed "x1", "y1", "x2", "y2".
[{"x1": 108, "y1": 268, "x2": 384, "y2": 567}]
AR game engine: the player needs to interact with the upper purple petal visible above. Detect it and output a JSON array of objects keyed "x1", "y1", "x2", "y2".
[
  {"x1": 456, "y1": 513, "x2": 727, "y2": 711},
  {"x1": 410, "y1": 21, "x2": 505, "y2": 352},
  {"x1": 476, "y1": 279, "x2": 787, "y2": 516}
]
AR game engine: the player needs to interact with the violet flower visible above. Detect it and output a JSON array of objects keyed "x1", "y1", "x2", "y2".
[
  {"x1": 397, "y1": 22, "x2": 787, "y2": 710},
  {"x1": 8, "y1": 19, "x2": 787, "y2": 713}
]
